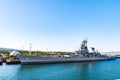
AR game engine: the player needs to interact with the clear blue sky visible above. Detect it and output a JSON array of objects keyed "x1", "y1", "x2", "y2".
[{"x1": 0, "y1": 0, "x2": 120, "y2": 52}]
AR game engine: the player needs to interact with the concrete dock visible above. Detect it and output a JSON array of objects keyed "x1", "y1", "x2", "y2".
[
  {"x1": 0, "y1": 59, "x2": 2, "y2": 65},
  {"x1": 6, "y1": 59, "x2": 20, "y2": 64}
]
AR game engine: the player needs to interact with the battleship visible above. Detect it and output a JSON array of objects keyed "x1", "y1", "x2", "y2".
[{"x1": 17, "y1": 39, "x2": 116, "y2": 64}]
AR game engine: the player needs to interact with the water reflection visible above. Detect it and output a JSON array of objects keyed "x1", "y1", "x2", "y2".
[
  {"x1": 13, "y1": 62, "x2": 100, "y2": 80},
  {"x1": 70, "y1": 62, "x2": 96, "y2": 80},
  {"x1": 0, "y1": 63, "x2": 20, "y2": 80},
  {"x1": 0, "y1": 60, "x2": 120, "y2": 80}
]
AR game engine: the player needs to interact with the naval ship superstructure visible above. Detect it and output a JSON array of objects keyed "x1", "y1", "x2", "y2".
[{"x1": 17, "y1": 39, "x2": 115, "y2": 64}]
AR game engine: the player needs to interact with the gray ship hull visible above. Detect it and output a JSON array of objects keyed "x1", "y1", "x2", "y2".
[{"x1": 17, "y1": 55, "x2": 115, "y2": 65}]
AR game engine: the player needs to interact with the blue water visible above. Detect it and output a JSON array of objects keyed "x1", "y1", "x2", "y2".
[{"x1": 0, "y1": 60, "x2": 120, "y2": 80}]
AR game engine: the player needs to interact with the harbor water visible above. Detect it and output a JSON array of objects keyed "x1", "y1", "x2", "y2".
[{"x1": 0, "y1": 60, "x2": 120, "y2": 80}]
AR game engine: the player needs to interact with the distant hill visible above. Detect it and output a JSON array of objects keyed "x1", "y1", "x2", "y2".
[{"x1": 0, "y1": 47, "x2": 20, "y2": 51}]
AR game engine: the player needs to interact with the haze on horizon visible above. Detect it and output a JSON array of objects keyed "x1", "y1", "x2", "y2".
[{"x1": 0, "y1": 0, "x2": 120, "y2": 52}]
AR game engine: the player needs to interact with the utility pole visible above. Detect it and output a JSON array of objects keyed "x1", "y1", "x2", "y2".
[{"x1": 29, "y1": 43, "x2": 32, "y2": 56}]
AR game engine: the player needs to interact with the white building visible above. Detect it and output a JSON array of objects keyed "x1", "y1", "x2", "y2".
[{"x1": 10, "y1": 51, "x2": 20, "y2": 56}]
